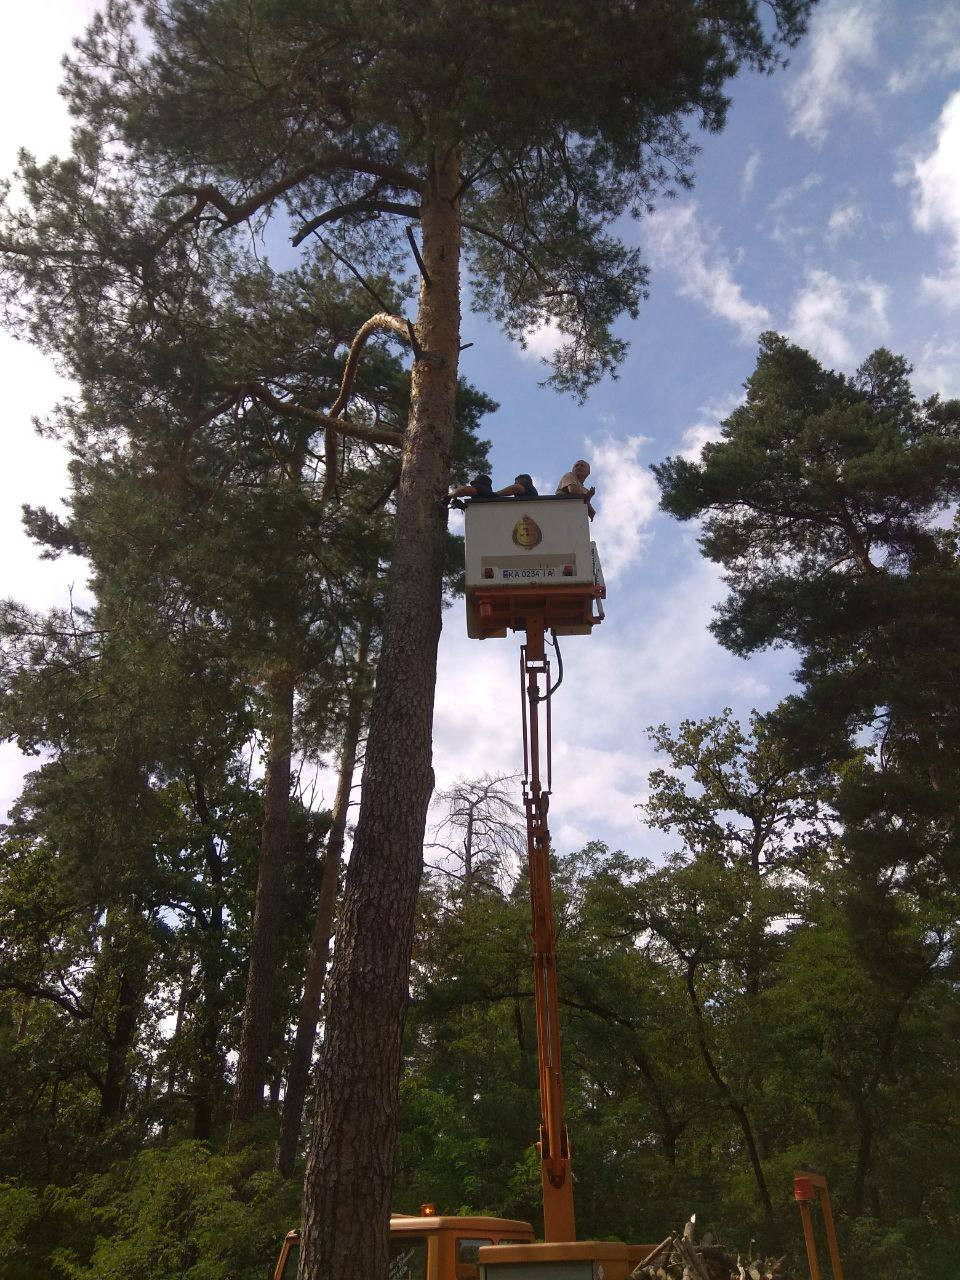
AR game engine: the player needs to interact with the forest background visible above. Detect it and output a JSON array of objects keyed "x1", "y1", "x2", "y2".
[{"x1": 1, "y1": 2, "x2": 959, "y2": 1279}]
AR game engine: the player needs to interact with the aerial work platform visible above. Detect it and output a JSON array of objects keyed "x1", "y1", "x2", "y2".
[
  {"x1": 464, "y1": 496, "x2": 605, "y2": 639},
  {"x1": 460, "y1": 489, "x2": 608, "y2": 1246}
]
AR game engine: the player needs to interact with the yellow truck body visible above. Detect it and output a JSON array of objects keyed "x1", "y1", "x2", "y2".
[{"x1": 274, "y1": 1214, "x2": 535, "y2": 1280}]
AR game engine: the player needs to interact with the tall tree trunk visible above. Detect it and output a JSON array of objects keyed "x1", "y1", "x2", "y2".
[
  {"x1": 96, "y1": 928, "x2": 149, "y2": 1131},
  {"x1": 300, "y1": 146, "x2": 461, "y2": 1280},
  {"x1": 276, "y1": 621, "x2": 371, "y2": 1176},
  {"x1": 192, "y1": 769, "x2": 227, "y2": 1141},
  {"x1": 230, "y1": 665, "x2": 296, "y2": 1138}
]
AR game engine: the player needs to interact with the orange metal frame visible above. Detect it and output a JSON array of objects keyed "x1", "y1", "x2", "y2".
[
  {"x1": 519, "y1": 612, "x2": 575, "y2": 1242},
  {"x1": 473, "y1": 583, "x2": 602, "y2": 640},
  {"x1": 794, "y1": 1171, "x2": 844, "y2": 1280}
]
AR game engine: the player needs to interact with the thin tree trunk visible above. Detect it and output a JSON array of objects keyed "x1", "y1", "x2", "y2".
[
  {"x1": 160, "y1": 968, "x2": 191, "y2": 1141},
  {"x1": 684, "y1": 959, "x2": 774, "y2": 1218},
  {"x1": 464, "y1": 800, "x2": 474, "y2": 889},
  {"x1": 276, "y1": 621, "x2": 371, "y2": 1176},
  {"x1": 631, "y1": 1048, "x2": 685, "y2": 1163},
  {"x1": 193, "y1": 769, "x2": 227, "y2": 1141},
  {"x1": 300, "y1": 146, "x2": 461, "y2": 1280},
  {"x1": 851, "y1": 1104, "x2": 873, "y2": 1217},
  {"x1": 230, "y1": 665, "x2": 297, "y2": 1138}
]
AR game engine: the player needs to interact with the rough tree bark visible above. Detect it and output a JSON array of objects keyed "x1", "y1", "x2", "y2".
[
  {"x1": 276, "y1": 619, "x2": 371, "y2": 1176},
  {"x1": 230, "y1": 664, "x2": 297, "y2": 1137},
  {"x1": 299, "y1": 146, "x2": 461, "y2": 1280}
]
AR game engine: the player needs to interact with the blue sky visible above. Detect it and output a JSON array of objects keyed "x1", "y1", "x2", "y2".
[{"x1": 2, "y1": 0, "x2": 959, "y2": 859}]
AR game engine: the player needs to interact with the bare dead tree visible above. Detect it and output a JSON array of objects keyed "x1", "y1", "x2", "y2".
[{"x1": 427, "y1": 773, "x2": 525, "y2": 895}]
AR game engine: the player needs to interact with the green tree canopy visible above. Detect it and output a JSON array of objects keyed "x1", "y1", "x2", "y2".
[
  {"x1": 654, "y1": 334, "x2": 960, "y2": 892},
  {"x1": 2, "y1": 7, "x2": 816, "y2": 1274}
]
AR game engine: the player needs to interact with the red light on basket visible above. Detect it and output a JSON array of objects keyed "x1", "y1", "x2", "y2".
[
  {"x1": 793, "y1": 1176, "x2": 816, "y2": 1202},
  {"x1": 483, "y1": 567, "x2": 494, "y2": 579},
  {"x1": 562, "y1": 564, "x2": 574, "y2": 576}
]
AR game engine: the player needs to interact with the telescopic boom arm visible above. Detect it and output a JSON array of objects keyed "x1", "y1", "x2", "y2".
[{"x1": 519, "y1": 613, "x2": 575, "y2": 1242}]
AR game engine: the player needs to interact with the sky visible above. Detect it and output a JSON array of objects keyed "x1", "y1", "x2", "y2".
[{"x1": 2, "y1": 0, "x2": 959, "y2": 859}]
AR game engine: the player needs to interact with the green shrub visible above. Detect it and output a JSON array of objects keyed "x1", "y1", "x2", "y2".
[{"x1": 0, "y1": 1142, "x2": 298, "y2": 1280}]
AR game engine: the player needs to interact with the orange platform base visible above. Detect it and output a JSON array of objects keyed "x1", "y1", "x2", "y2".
[{"x1": 467, "y1": 585, "x2": 604, "y2": 640}]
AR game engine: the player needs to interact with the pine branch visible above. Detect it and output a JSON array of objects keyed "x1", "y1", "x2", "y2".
[
  {"x1": 292, "y1": 199, "x2": 421, "y2": 246},
  {"x1": 157, "y1": 154, "x2": 424, "y2": 249},
  {"x1": 462, "y1": 218, "x2": 550, "y2": 286},
  {"x1": 241, "y1": 381, "x2": 404, "y2": 450},
  {"x1": 0, "y1": 238, "x2": 99, "y2": 263}
]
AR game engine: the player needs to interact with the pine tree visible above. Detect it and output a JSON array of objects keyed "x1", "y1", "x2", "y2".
[{"x1": 654, "y1": 335, "x2": 960, "y2": 894}]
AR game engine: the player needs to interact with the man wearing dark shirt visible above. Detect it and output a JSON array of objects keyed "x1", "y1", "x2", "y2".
[
  {"x1": 448, "y1": 473, "x2": 495, "y2": 504},
  {"x1": 499, "y1": 473, "x2": 539, "y2": 498}
]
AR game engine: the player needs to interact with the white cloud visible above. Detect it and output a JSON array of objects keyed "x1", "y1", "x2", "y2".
[
  {"x1": 585, "y1": 433, "x2": 658, "y2": 581},
  {"x1": 679, "y1": 392, "x2": 742, "y2": 462},
  {"x1": 904, "y1": 90, "x2": 960, "y2": 310},
  {"x1": 0, "y1": 334, "x2": 90, "y2": 610},
  {"x1": 887, "y1": 8, "x2": 960, "y2": 93},
  {"x1": 765, "y1": 173, "x2": 824, "y2": 247},
  {"x1": 826, "y1": 202, "x2": 863, "y2": 243},
  {"x1": 0, "y1": 332, "x2": 92, "y2": 823},
  {"x1": 785, "y1": 1, "x2": 879, "y2": 146},
  {"x1": 680, "y1": 423, "x2": 720, "y2": 462},
  {"x1": 520, "y1": 317, "x2": 564, "y2": 362},
  {"x1": 913, "y1": 338, "x2": 960, "y2": 400},
  {"x1": 0, "y1": 3, "x2": 104, "y2": 823},
  {"x1": 786, "y1": 267, "x2": 889, "y2": 366},
  {"x1": 730, "y1": 675, "x2": 771, "y2": 700},
  {"x1": 0, "y1": 1, "x2": 102, "y2": 172},
  {"x1": 433, "y1": 547, "x2": 796, "y2": 858},
  {"x1": 549, "y1": 739, "x2": 656, "y2": 852},
  {"x1": 644, "y1": 203, "x2": 771, "y2": 342},
  {"x1": 740, "y1": 148, "x2": 761, "y2": 200},
  {"x1": 0, "y1": 4, "x2": 99, "y2": 608},
  {"x1": 768, "y1": 173, "x2": 823, "y2": 215}
]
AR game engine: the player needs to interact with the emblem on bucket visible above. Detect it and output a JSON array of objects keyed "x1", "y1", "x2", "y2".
[{"x1": 512, "y1": 515, "x2": 542, "y2": 548}]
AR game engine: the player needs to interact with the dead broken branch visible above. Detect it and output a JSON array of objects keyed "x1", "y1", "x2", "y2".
[
  {"x1": 632, "y1": 1218, "x2": 791, "y2": 1280},
  {"x1": 321, "y1": 312, "x2": 412, "y2": 500}
]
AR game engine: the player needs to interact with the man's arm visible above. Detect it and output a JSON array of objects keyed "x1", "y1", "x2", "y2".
[
  {"x1": 448, "y1": 484, "x2": 476, "y2": 502},
  {"x1": 556, "y1": 475, "x2": 596, "y2": 518}
]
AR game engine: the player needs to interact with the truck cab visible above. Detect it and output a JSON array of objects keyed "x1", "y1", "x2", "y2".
[{"x1": 274, "y1": 1213, "x2": 535, "y2": 1280}]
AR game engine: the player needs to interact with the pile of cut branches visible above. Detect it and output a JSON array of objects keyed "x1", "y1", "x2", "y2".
[{"x1": 633, "y1": 1217, "x2": 791, "y2": 1280}]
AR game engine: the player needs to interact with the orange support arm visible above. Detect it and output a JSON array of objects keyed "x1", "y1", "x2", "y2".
[
  {"x1": 794, "y1": 1171, "x2": 844, "y2": 1280},
  {"x1": 520, "y1": 617, "x2": 575, "y2": 1242}
]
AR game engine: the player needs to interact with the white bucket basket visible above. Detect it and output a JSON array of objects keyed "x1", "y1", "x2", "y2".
[{"x1": 463, "y1": 497, "x2": 605, "y2": 639}]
